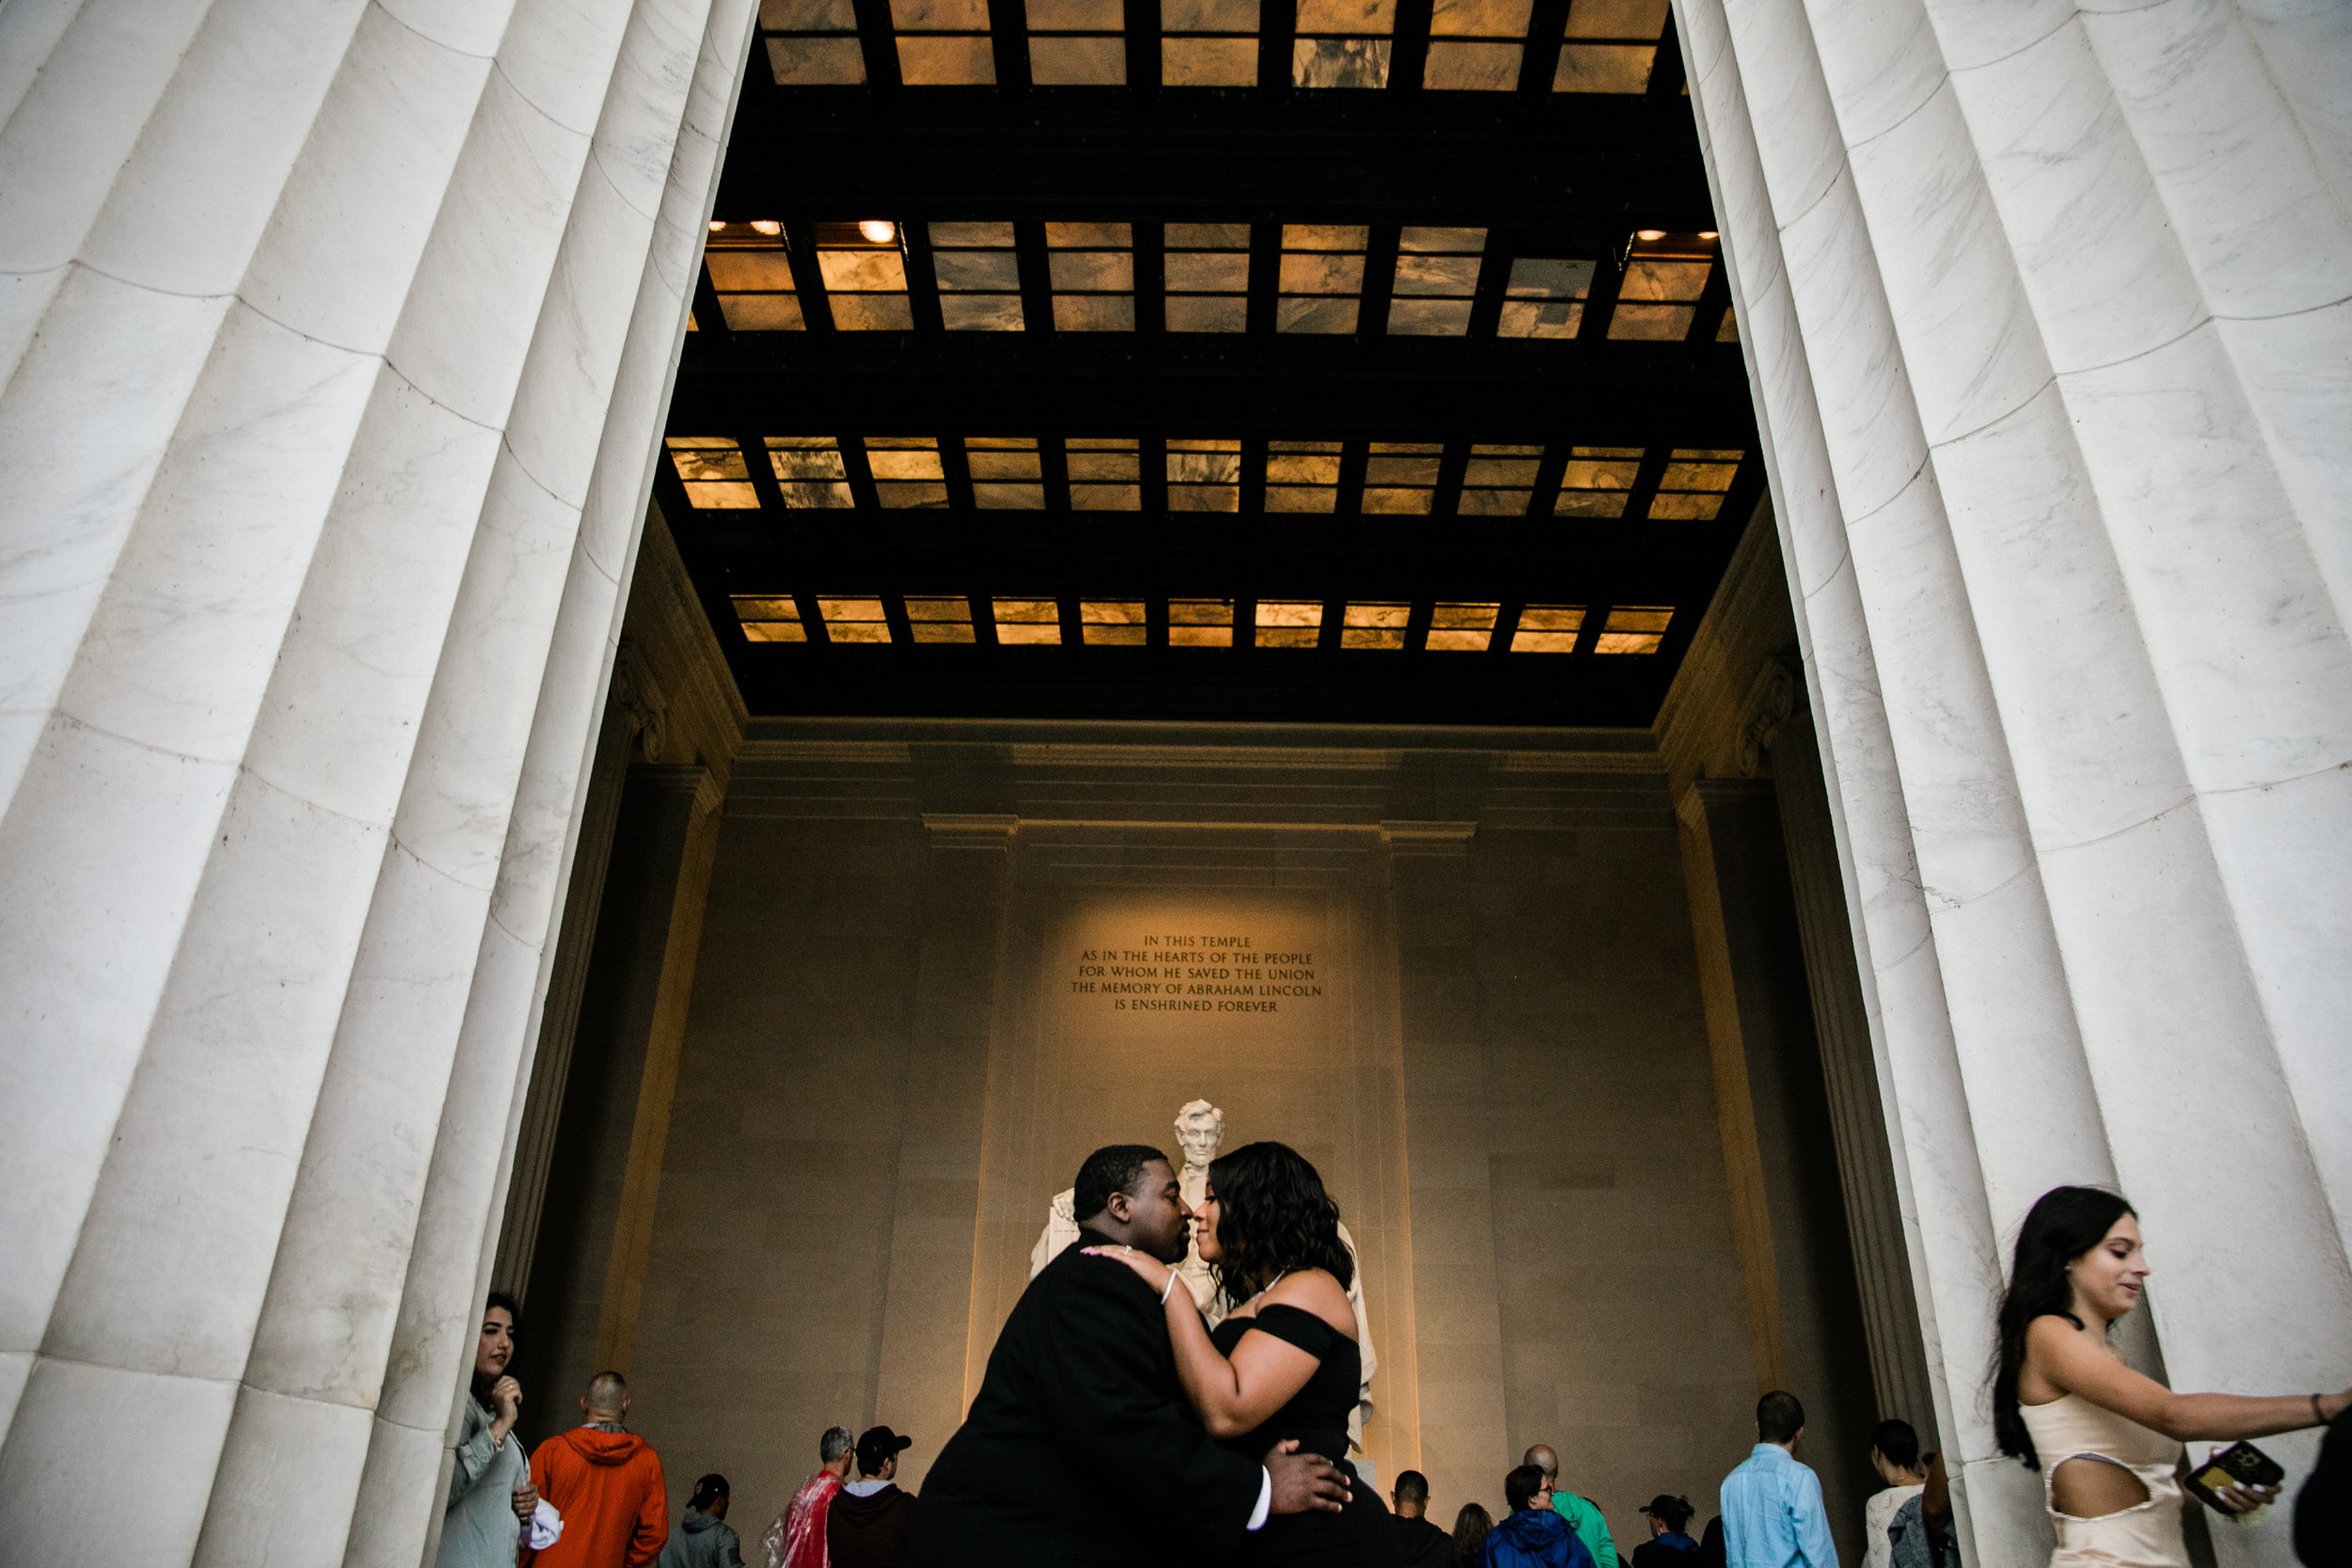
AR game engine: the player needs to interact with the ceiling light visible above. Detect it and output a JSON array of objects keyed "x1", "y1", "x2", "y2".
[
  {"x1": 750, "y1": 218, "x2": 782, "y2": 236},
  {"x1": 1634, "y1": 229, "x2": 1667, "y2": 242},
  {"x1": 858, "y1": 218, "x2": 898, "y2": 245},
  {"x1": 1699, "y1": 230, "x2": 1719, "y2": 240},
  {"x1": 707, "y1": 219, "x2": 726, "y2": 232}
]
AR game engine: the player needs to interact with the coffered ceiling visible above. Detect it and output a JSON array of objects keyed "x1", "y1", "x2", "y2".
[{"x1": 655, "y1": 0, "x2": 1760, "y2": 724}]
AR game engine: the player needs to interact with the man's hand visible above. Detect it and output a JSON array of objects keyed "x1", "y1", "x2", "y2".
[
  {"x1": 1264, "y1": 1439, "x2": 1349, "y2": 1515},
  {"x1": 490, "y1": 1375, "x2": 523, "y2": 1425},
  {"x1": 512, "y1": 1481, "x2": 539, "y2": 1523}
]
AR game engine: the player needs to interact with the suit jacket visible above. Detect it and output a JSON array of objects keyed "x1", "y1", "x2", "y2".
[{"x1": 903, "y1": 1227, "x2": 1263, "y2": 1568}]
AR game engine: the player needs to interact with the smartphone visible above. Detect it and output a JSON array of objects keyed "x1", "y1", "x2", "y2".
[{"x1": 2183, "y1": 1442, "x2": 2286, "y2": 1511}]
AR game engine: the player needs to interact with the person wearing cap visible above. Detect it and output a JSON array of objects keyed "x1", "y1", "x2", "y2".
[
  {"x1": 1630, "y1": 1496, "x2": 1699, "y2": 1568},
  {"x1": 828, "y1": 1426, "x2": 920, "y2": 1568},
  {"x1": 658, "y1": 1475, "x2": 747, "y2": 1568}
]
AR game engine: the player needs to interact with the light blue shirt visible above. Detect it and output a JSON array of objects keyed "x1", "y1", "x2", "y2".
[{"x1": 1721, "y1": 1444, "x2": 1839, "y2": 1568}]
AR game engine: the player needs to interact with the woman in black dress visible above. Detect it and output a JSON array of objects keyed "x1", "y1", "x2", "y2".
[{"x1": 1086, "y1": 1140, "x2": 1402, "y2": 1567}]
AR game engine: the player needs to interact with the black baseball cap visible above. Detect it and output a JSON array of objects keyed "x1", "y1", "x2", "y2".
[{"x1": 856, "y1": 1425, "x2": 914, "y2": 1473}]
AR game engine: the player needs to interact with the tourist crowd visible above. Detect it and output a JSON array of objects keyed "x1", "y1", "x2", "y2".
[{"x1": 435, "y1": 1177, "x2": 2350, "y2": 1568}]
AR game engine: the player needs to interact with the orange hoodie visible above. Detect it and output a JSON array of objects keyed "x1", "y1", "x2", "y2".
[{"x1": 528, "y1": 1425, "x2": 669, "y2": 1568}]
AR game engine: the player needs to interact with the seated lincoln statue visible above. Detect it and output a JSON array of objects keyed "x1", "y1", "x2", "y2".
[{"x1": 1030, "y1": 1098, "x2": 1379, "y2": 1451}]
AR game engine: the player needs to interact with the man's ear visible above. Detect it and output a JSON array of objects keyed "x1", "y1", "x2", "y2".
[{"x1": 1104, "y1": 1186, "x2": 1133, "y2": 1222}]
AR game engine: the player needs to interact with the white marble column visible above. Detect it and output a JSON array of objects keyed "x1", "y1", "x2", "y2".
[
  {"x1": 1676, "y1": 2, "x2": 2352, "y2": 1564},
  {"x1": 0, "y1": 2, "x2": 756, "y2": 1563}
]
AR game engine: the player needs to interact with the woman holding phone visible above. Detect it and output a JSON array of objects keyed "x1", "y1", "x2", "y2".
[{"x1": 1994, "y1": 1186, "x2": 2351, "y2": 1568}]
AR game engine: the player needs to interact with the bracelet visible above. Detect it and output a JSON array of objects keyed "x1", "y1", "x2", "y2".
[
  {"x1": 2316, "y1": 1393, "x2": 2329, "y2": 1426},
  {"x1": 1161, "y1": 1275, "x2": 1180, "y2": 1305}
]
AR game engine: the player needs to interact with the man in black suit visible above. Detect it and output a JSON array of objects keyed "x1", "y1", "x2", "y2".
[{"x1": 905, "y1": 1144, "x2": 1348, "y2": 1568}]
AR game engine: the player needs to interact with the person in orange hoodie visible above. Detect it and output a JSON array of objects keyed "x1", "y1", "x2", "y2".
[{"x1": 529, "y1": 1370, "x2": 670, "y2": 1568}]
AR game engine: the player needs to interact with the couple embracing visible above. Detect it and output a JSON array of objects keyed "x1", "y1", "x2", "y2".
[{"x1": 906, "y1": 1141, "x2": 1402, "y2": 1568}]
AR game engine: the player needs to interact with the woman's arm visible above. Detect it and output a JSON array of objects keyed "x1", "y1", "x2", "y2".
[
  {"x1": 1161, "y1": 1286, "x2": 1323, "y2": 1438},
  {"x1": 1080, "y1": 1250, "x2": 1336, "y2": 1438},
  {"x1": 2030, "y1": 1318, "x2": 2348, "y2": 1441}
]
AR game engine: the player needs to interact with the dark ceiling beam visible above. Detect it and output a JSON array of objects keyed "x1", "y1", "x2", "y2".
[
  {"x1": 714, "y1": 97, "x2": 1713, "y2": 227},
  {"x1": 721, "y1": 647, "x2": 1683, "y2": 726},
  {"x1": 673, "y1": 517, "x2": 1739, "y2": 602},
  {"x1": 671, "y1": 335, "x2": 1754, "y2": 440}
]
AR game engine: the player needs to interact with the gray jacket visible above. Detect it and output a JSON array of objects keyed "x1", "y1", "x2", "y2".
[
  {"x1": 436, "y1": 1393, "x2": 528, "y2": 1568},
  {"x1": 657, "y1": 1510, "x2": 748, "y2": 1568}
]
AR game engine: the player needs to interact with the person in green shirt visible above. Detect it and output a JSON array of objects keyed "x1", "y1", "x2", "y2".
[{"x1": 1523, "y1": 1446, "x2": 1620, "y2": 1568}]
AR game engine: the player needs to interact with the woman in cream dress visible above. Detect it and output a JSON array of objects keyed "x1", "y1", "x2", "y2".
[{"x1": 1993, "y1": 1187, "x2": 2350, "y2": 1568}]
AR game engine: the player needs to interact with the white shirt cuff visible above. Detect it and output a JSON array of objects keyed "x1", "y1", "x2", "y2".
[{"x1": 1248, "y1": 1468, "x2": 1272, "y2": 1531}]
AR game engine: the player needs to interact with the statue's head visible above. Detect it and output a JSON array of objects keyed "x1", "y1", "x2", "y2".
[{"x1": 1173, "y1": 1099, "x2": 1226, "y2": 1169}]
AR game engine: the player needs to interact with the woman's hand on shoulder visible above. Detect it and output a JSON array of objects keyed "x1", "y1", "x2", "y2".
[
  {"x1": 1079, "y1": 1243, "x2": 1176, "y2": 1297},
  {"x1": 1263, "y1": 1267, "x2": 1357, "y2": 1338}
]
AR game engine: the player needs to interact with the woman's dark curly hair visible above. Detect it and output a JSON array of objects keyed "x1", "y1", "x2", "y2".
[
  {"x1": 1205, "y1": 1140, "x2": 1354, "y2": 1305},
  {"x1": 1991, "y1": 1185, "x2": 2136, "y2": 1469}
]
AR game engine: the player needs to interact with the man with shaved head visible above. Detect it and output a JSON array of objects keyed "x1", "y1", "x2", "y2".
[
  {"x1": 1525, "y1": 1444, "x2": 1620, "y2": 1568},
  {"x1": 530, "y1": 1370, "x2": 671, "y2": 1567}
]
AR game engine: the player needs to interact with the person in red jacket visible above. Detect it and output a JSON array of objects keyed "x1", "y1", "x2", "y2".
[{"x1": 529, "y1": 1370, "x2": 670, "y2": 1568}]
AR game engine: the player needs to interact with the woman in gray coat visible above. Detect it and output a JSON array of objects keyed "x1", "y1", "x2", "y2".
[
  {"x1": 436, "y1": 1292, "x2": 537, "y2": 1568},
  {"x1": 658, "y1": 1474, "x2": 748, "y2": 1568}
]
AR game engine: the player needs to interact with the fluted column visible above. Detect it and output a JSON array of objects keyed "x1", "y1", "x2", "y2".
[
  {"x1": 1677, "y1": 2, "x2": 2352, "y2": 1563},
  {"x1": 0, "y1": 2, "x2": 756, "y2": 1563},
  {"x1": 1770, "y1": 708, "x2": 1933, "y2": 1433}
]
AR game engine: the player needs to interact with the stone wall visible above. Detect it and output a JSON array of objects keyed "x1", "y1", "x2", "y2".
[{"x1": 605, "y1": 727, "x2": 1817, "y2": 1556}]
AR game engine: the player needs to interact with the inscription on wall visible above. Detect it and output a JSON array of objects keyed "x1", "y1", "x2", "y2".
[{"x1": 1067, "y1": 930, "x2": 1324, "y2": 1013}]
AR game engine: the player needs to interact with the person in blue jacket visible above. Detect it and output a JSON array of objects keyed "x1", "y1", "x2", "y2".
[{"x1": 1486, "y1": 1465, "x2": 1598, "y2": 1568}]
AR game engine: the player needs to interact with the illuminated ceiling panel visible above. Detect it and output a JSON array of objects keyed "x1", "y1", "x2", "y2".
[
  {"x1": 1555, "y1": 0, "x2": 1669, "y2": 93},
  {"x1": 893, "y1": 0, "x2": 996, "y2": 83},
  {"x1": 1389, "y1": 227, "x2": 1486, "y2": 336},
  {"x1": 1030, "y1": 0, "x2": 1127, "y2": 83},
  {"x1": 1163, "y1": 0, "x2": 1260, "y2": 85},
  {"x1": 1423, "y1": 0, "x2": 1530, "y2": 90},
  {"x1": 1165, "y1": 223, "x2": 1252, "y2": 333},
  {"x1": 1294, "y1": 0, "x2": 1392, "y2": 87}
]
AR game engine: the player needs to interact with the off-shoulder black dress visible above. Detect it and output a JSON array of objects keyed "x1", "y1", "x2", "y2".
[{"x1": 1210, "y1": 1303, "x2": 1403, "y2": 1567}]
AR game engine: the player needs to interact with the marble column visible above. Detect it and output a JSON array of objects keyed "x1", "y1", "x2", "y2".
[
  {"x1": 0, "y1": 3, "x2": 758, "y2": 1564},
  {"x1": 1677, "y1": 2, "x2": 2352, "y2": 1563},
  {"x1": 1770, "y1": 708, "x2": 1934, "y2": 1433},
  {"x1": 497, "y1": 689, "x2": 638, "y2": 1304},
  {"x1": 1675, "y1": 779, "x2": 1876, "y2": 1568}
]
